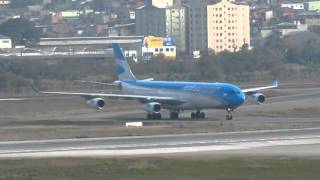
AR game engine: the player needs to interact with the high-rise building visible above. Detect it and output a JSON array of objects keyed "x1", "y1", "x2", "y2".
[
  {"x1": 185, "y1": 0, "x2": 217, "y2": 54},
  {"x1": 166, "y1": 0, "x2": 187, "y2": 53},
  {"x1": 135, "y1": 0, "x2": 166, "y2": 37},
  {"x1": 207, "y1": 0, "x2": 250, "y2": 53}
]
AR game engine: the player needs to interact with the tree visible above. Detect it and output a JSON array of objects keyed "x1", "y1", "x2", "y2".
[
  {"x1": 309, "y1": 25, "x2": 320, "y2": 34},
  {"x1": 93, "y1": 0, "x2": 107, "y2": 11},
  {"x1": 0, "y1": 18, "x2": 41, "y2": 45},
  {"x1": 10, "y1": 0, "x2": 42, "y2": 8}
]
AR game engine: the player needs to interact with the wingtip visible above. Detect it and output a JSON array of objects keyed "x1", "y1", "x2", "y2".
[
  {"x1": 31, "y1": 85, "x2": 41, "y2": 93},
  {"x1": 273, "y1": 80, "x2": 279, "y2": 87}
]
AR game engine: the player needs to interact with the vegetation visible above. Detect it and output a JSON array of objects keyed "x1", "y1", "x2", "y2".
[
  {"x1": 0, "y1": 157, "x2": 320, "y2": 180},
  {"x1": 0, "y1": 38, "x2": 320, "y2": 93},
  {"x1": 10, "y1": 0, "x2": 42, "y2": 8},
  {"x1": 0, "y1": 18, "x2": 41, "y2": 45}
]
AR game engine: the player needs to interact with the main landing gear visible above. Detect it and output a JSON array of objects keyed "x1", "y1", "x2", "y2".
[
  {"x1": 226, "y1": 108, "x2": 233, "y2": 120},
  {"x1": 147, "y1": 113, "x2": 162, "y2": 120},
  {"x1": 191, "y1": 110, "x2": 206, "y2": 119},
  {"x1": 170, "y1": 111, "x2": 180, "y2": 119}
]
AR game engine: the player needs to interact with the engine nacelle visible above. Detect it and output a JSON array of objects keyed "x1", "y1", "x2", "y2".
[
  {"x1": 143, "y1": 102, "x2": 161, "y2": 114},
  {"x1": 86, "y1": 98, "x2": 105, "y2": 110},
  {"x1": 251, "y1": 93, "x2": 266, "y2": 104}
]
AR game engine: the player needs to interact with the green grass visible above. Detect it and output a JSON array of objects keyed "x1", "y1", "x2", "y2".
[{"x1": 0, "y1": 157, "x2": 319, "y2": 180}]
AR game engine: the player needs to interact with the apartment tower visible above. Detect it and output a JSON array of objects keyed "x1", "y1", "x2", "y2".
[{"x1": 207, "y1": 0, "x2": 250, "y2": 53}]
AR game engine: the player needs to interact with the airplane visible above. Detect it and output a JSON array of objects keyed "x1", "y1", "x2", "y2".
[{"x1": 32, "y1": 43, "x2": 279, "y2": 120}]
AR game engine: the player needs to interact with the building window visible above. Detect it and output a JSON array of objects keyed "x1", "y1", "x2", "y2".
[
  {"x1": 171, "y1": 48, "x2": 174, "y2": 51},
  {"x1": 160, "y1": 48, "x2": 163, "y2": 52},
  {"x1": 166, "y1": 48, "x2": 169, "y2": 52},
  {"x1": 155, "y1": 48, "x2": 159, "y2": 52}
]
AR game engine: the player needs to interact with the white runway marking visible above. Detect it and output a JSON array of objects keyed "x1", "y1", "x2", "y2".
[
  {"x1": 0, "y1": 128, "x2": 320, "y2": 158},
  {"x1": 0, "y1": 137, "x2": 319, "y2": 158}
]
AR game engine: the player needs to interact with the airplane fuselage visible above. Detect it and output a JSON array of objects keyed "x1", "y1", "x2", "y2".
[{"x1": 121, "y1": 80, "x2": 246, "y2": 111}]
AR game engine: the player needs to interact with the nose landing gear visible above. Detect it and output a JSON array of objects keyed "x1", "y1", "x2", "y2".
[{"x1": 226, "y1": 108, "x2": 233, "y2": 120}]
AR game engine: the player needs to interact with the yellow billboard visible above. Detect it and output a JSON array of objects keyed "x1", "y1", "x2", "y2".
[{"x1": 143, "y1": 36, "x2": 164, "y2": 47}]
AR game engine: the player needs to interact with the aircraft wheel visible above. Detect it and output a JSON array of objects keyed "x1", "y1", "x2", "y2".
[
  {"x1": 191, "y1": 112, "x2": 196, "y2": 119},
  {"x1": 200, "y1": 112, "x2": 206, "y2": 119},
  {"x1": 226, "y1": 115, "x2": 233, "y2": 120},
  {"x1": 170, "y1": 112, "x2": 179, "y2": 119},
  {"x1": 154, "y1": 113, "x2": 162, "y2": 120}
]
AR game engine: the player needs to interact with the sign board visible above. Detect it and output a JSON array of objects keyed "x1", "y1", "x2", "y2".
[
  {"x1": 143, "y1": 36, "x2": 176, "y2": 47},
  {"x1": 125, "y1": 122, "x2": 143, "y2": 127}
]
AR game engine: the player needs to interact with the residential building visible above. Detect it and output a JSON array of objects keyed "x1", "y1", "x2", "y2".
[
  {"x1": 276, "y1": 21, "x2": 308, "y2": 37},
  {"x1": 152, "y1": 0, "x2": 174, "y2": 8},
  {"x1": 142, "y1": 36, "x2": 176, "y2": 60},
  {"x1": 281, "y1": 3, "x2": 304, "y2": 10},
  {"x1": 207, "y1": 0, "x2": 250, "y2": 53},
  {"x1": 166, "y1": 0, "x2": 187, "y2": 53},
  {"x1": 135, "y1": 0, "x2": 166, "y2": 37},
  {"x1": 0, "y1": 0, "x2": 10, "y2": 5},
  {"x1": 0, "y1": 35, "x2": 12, "y2": 48},
  {"x1": 305, "y1": 1, "x2": 320, "y2": 11},
  {"x1": 186, "y1": 0, "x2": 210, "y2": 54}
]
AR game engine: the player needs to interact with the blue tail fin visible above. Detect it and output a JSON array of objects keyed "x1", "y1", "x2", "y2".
[{"x1": 112, "y1": 43, "x2": 136, "y2": 81}]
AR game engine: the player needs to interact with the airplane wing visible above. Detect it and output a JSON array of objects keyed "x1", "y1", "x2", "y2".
[
  {"x1": 32, "y1": 86, "x2": 183, "y2": 105},
  {"x1": 74, "y1": 80, "x2": 119, "y2": 86},
  {"x1": 0, "y1": 98, "x2": 25, "y2": 101},
  {"x1": 242, "y1": 80, "x2": 279, "y2": 95}
]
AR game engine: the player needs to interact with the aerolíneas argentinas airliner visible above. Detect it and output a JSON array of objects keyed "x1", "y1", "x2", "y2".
[{"x1": 33, "y1": 43, "x2": 278, "y2": 120}]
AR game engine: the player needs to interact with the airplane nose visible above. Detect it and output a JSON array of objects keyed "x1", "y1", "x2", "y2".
[
  {"x1": 240, "y1": 92, "x2": 246, "y2": 103},
  {"x1": 234, "y1": 92, "x2": 245, "y2": 108}
]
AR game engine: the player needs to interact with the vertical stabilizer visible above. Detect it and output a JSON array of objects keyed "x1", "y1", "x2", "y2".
[{"x1": 112, "y1": 43, "x2": 136, "y2": 81}]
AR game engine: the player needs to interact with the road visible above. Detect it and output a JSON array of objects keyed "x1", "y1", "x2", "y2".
[{"x1": 0, "y1": 128, "x2": 319, "y2": 158}]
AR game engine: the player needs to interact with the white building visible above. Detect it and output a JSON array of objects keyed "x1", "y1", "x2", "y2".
[
  {"x1": 276, "y1": 21, "x2": 308, "y2": 37},
  {"x1": 281, "y1": 3, "x2": 304, "y2": 10},
  {"x1": 0, "y1": 0, "x2": 10, "y2": 5},
  {"x1": 142, "y1": 36, "x2": 176, "y2": 60},
  {"x1": 0, "y1": 35, "x2": 12, "y2": 48},
  {"x1": 152, "y1": 0, "x2": 173, "y2": 8}
]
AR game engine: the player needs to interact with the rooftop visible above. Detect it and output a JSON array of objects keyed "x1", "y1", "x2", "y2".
[{"x1": 0, "y1": 34, "x2": 10, "y2": 39}]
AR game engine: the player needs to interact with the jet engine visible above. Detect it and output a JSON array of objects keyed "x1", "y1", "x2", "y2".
[
  {"x1": 143, "y1": 102, "x2": 161, "y2": 114},
  {"x1": 251, "y1": 93, "x2": 266, "y2": 104},
  {"x1": 86, "y1": 98, "x2": 105, "y2": 110}
]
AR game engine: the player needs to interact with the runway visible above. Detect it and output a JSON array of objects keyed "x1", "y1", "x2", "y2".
[{"x1": 0, "y1": 127, "x2": 320, "y2": 158}]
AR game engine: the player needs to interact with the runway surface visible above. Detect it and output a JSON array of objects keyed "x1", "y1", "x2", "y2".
[{"x1": 0, "y1": 127, "x2": 319, "y2": 158}]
